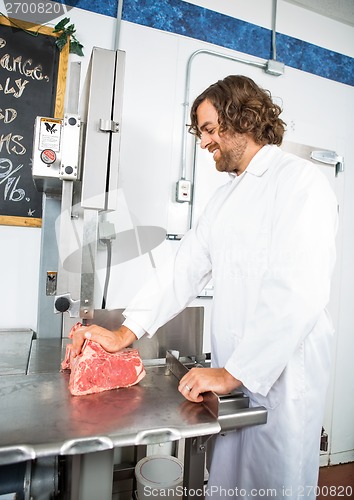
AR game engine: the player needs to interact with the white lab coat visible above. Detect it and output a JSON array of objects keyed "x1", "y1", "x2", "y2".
[{"x1": 123, "y1": 145, "x2": 338, "y2": 499}]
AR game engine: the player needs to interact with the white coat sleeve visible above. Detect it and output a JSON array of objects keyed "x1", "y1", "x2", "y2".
[
  {"x1": 122, "y1": 212, "x2": 213, "y2": 338},
  {"x1": 224, "y1": 167, "x2": 338, "y2": 396}
]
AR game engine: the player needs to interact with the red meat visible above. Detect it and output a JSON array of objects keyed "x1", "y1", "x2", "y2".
[{"x1": 61, "y1": 340, "x2": 146, "y2": 396}]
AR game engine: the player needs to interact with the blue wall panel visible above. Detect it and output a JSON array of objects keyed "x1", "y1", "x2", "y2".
[{"x1": 64, "y1": 0, "x2": 354, "y2": 86}]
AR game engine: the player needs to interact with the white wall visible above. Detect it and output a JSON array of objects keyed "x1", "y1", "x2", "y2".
[
  {"x1": 0, "y1": 224, "x2": 41, "y2": 329},
  {"x1": 0, "y1": 0, "x2": 353, "y2": 465}
]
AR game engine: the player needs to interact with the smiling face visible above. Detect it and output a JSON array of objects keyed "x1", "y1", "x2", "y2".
[{"x1": 196, "y1": 99, "x2": 262, "y2": 176}]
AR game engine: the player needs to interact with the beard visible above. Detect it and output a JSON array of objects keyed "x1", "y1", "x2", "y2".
[{"x1": 214, "y1": 133, "x2": 248, "y2": 174}]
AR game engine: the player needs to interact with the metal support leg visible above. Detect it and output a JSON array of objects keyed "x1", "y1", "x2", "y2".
[
  {"x1": 70, "y1": 449, "x2": 114, "y2": 500},
  {"x1": 183, "y1": 436, "x2": 208, "y2": 499}
]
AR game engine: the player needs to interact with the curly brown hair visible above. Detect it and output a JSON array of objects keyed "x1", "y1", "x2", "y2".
[{"x1": 189, "y1": 75, "x2": 286, "y2": 146}]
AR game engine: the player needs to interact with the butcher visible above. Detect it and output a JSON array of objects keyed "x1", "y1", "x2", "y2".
[{"x1": 71, "y1": 75, "x2": 338, "y2": 499}]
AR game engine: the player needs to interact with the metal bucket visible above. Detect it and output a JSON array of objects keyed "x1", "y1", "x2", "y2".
[{"x1": 135, "y1": 455, "x2": 183, "y2": 500}]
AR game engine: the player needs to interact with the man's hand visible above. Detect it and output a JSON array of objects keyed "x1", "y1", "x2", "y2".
[
  {"x1": 178, "y1": 367, "x2": 242, "y2": 403},
  {"x1": 70, "y1": 323, "x2": 137, "y2": 357}
]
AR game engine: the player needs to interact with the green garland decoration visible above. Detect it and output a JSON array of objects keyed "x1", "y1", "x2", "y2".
[{"x1": 53, "y1": 17, "x2": 84, "y2": 56}]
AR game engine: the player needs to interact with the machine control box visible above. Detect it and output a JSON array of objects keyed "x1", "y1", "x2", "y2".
[
  {"x1": 32, "y1": 114, "x2": 81, "y2": 192},
  {"x1": 176, "y1": 179, "x2": 192, "y2": 203}
]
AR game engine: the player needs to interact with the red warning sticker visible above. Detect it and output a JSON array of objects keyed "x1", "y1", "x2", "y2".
[{"x1": 41, "y1": 149, "x2": 56, "y2": 164}]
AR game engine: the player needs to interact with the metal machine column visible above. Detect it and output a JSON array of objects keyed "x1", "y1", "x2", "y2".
[
  {"x1": 70, "y1": 449, "x2": 115, "y2": 500},
  {"x1": 72, "y1": 48, "x2": 125, "y2": 324},
  {"x1": 36, "y1": 195, "x2": 62, "y2": 338}
]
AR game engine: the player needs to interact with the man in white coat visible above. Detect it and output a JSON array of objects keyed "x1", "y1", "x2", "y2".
[{"x1": 72, "y1": 76, "x2": 338, "y2": 499}]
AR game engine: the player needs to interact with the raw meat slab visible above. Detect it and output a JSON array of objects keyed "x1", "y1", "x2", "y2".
[{"x1": 61, "y1": 340, "x2": 145, "y2": 396}]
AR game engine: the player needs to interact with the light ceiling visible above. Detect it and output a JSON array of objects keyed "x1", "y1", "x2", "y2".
[{"x1": 283, "y1": 0, "x2": 354, "y2": 27}]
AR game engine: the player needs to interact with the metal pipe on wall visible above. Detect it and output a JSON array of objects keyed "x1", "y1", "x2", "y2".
[
  {"x1": 179, "y1": 0, "x2": 282, "y2": 230},
  {"x1": 180, "y1": 49, "x2": 268, "y2": 182},
  {"x1": 114, "y1": 0, "x2": 124, "y2": 50},
  {"x1": 271, "y1": 0, "x2": 279, "y2": 61}
]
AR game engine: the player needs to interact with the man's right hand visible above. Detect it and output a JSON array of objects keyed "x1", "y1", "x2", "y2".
[{"x1": 70, "y1": 323, "x2": 137, "y2": 357}]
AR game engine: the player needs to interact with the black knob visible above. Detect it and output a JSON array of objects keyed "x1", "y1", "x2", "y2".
[
  {"x1": 55, "y1": 296, "x2": 71, "y2": 312},
  {"x1": 65, "y1": 166, "x2": 74, "y2": 174}
]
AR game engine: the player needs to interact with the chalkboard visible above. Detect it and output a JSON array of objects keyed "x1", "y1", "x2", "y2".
[{"x1": 0, "y1": 15, "x2": 68, "y2": 227}]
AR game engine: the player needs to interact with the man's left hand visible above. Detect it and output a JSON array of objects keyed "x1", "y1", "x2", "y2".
[{"x1": 178, "y1": 367, "x2": 242, "y2": 403}]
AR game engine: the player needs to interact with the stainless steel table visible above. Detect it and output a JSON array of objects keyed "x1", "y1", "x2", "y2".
[
  {"x1": 0, "y1": 335, "x2": 266, "y2": 499},
  {"x1": 0, "y1": 366, "x2": 219, "y2": 464},
  {"x1": 0, "y1": 329, "x2": 34, "y2": 375},
  {"x1": 0, "y1": 336, "x2": 221, "y2": 499}
]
